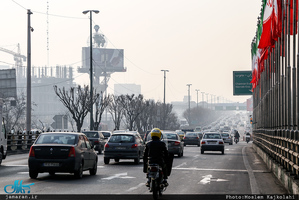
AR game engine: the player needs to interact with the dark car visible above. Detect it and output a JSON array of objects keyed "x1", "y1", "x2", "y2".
[
  {"x1": 82, "y1": 131, "x2": 107, "y2": 154},
  {"x1": 183, "y1": 132, "x2": 202, "y2": 146},
  {"x1": 104, "y1": 132, "x2": 145, "y2": 164},
  {"x1": 163, "y1": 131, "x2": 184, "y2": 157},
  {"x1": 28, "y1": 132, "x2": 98, "y2": 179}
]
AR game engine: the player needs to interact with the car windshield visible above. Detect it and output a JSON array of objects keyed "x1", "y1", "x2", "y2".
[
  {"x1": 221, "y1": 133, "x2": 229, "y2": 137},
  {"x1": 109, "y1": 135, "x2": 135, "y2": 143},
  {"x1": 203, "y1": 134, "x2": 221, "y2": 139},
  {"x1": 83, "y1": 132, "x2": 99, "y2": 138},
  {"x1": 36, "y1": 134, "x2": 77, "y2": 145},
  {"x1": 186, "y1": 132, "x2": 197, "y2": 136},
  {"x1": 165, "y1": 133, "x2": 178, "y2": 140}
]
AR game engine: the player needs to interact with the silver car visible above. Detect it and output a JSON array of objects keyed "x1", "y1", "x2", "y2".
[
  {"x1": 221, "y1": 132, "x2": 233, "y2": 145},
  {"x1": 200, "y1": 132, "x2": 225, "y2": 155}
]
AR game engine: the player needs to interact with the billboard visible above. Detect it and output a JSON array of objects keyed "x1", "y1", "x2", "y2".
[
  {"x1": 0, "y1": 69, "x2": 17, "y2": 98},
  {"x1": 82, "y1": 48, "x2": 125, "y2": 72},
  {"x1": 233, "y1": 71, "x2": 252, "y2": 95}
]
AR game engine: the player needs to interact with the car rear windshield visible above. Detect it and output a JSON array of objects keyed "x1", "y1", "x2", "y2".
[
  {"x1": 36, "y1": 134, "x2": 77, "y2": 145},
  {"x1": 83, "y1": 132, "x2": 99, "y2": 138},
  {"x1": 109, "y1": 135, "x2": 135, "y2": 143},
  {"x1": 221, "y1": 133, "x2": 229, "y2": 137},
  {"x1": 203, "y1": 134, "x2": 221, "y2": 139},
  {"x1": 101, "y1": 132, "x2": 111, "y2": 137},
  {"x1": 165, "y1": 134, "x2": 178, "y2": 140},
  {"x1": 186, "y1": 132, "x2": 197, "y2": 136}
]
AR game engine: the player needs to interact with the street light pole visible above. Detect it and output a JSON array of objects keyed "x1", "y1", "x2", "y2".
[
  {"x1": 201, "y1": 92, "x2": 204, "y2": 108},
  {"x1": 187, "y1": 84, "x2": 192, "y2": 124},
  {"x1": 161, "y1": 70, "x2": 169, "y2": 129},
  {"x1": 83, "y1": 10, "x2": 99, "y2": 130},
  {"x1": 26, "y1": 9, "x2": 33, "y2": 134},
  {"x1": 195, "y1": 89, "x2": 200, "y2": 109},
  {"x1": 161, "y1": 70, "x2": 169, "y2": 105}
]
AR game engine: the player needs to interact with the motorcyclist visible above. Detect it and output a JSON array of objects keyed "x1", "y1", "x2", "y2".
[
  {"x1": 234, "y1": 130, "x2": 240, "y2": 142},
  {"x1": 143, "y1": 128, "x2": 169, "y2": 187},
  {"x1": 245, "y1": 132, "x2": 251, "y2": 141}
]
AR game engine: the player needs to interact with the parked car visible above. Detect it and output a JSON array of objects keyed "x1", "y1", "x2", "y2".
[
  {"x1": 183, "y1": 132, "x2": 202, "y2": 146},
  {"x1": 103, "y1": 132, "x2": 145, "y2": 164},
  {"x1": 100, "y1": 131, "x2": 112, "y2": 140},
  {"x1": 163, "y1": 131, "x2": 184, "y2": 157},
  {"x1": 28, "y1": 132, "x2": 98, "y2": 179},
  {"x1": 200, "y1": 132, "x2": 225, "y2": 154},
  {"x1": 221, "y1": 132, "x2": 233, "y2": 145},
  {"x1": 82, "y1": 131, "x2": 107, "y2": 154}
]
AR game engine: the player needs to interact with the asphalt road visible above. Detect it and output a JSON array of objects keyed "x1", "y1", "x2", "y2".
[{"x1": 0, "y1": 141, "x2": 289, "y2": 199}]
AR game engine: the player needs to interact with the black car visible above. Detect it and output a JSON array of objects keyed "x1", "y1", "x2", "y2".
[
  {"x1": 104, "y1": 132, "x2": 145, "y2": 164},
  {"x1": 28, "y1": 132, "x2": 98, "y2": 179},
  {"x1": 183, "y1": 132, "x2": 202, "y2": 146},
  {"x1": 83, "y1": 131, "x2": 107, "y2": 154}
]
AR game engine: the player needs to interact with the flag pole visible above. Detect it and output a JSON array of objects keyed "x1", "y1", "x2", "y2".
[
  {"x1": 293, "y1": 0, "x2": 297, "y2": 129},
  {"x1": 287, "y1": 0, "x2": 292, "y2": 130}
]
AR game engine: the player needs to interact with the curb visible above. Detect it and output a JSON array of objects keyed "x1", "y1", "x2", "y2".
[{"x1": 253, "y1": 143, "x2": 299, "y2": 194}]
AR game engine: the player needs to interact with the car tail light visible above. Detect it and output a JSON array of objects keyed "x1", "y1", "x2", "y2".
[
  {"x1": 174, "y1": 141, "x2": 180, "y2": 146},
  {"x1": 29, "y1": 146, "x2": 35, "y2": 157},
  {"x1": 105, "y1": 143, "x2": 109, "y2": 148},
  {"x1": 68, "y1": 147, "x2": 76, "y2": 157},
  {"x1": 219, "y1": 141, "x2": 224, "y2": 144},
  {"x1": 196, "y1": 137, "x2": 199, "y2": 139},
  {"x1": 201, "y1": 141, "x2": 206, "y2": 144},
  {"x1": 183, "y1": 137, "x2": 186, "y2": 139},
  {"x1": 131, "y1": 144, "x2": 138, "y2": 148},
  {"x1": 94, "y1": 140, "x2": 100, "y2": 144}
]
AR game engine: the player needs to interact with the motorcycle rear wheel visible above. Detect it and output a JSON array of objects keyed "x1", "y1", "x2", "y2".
[{"x1": 152, "y1": 180, "x2": 159, "y2": 200}]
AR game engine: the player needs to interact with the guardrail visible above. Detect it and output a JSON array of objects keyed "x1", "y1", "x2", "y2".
[{"x1": 7, "y1": 133, "x2": 39, "y2": 153}]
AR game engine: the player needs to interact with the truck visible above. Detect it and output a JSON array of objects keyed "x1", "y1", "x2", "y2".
[{"x1": 0, "y1": 98, "x2": 7, "y2": 165}]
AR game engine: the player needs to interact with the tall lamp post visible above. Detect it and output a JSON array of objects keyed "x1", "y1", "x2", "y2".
[
  {"x1": 161, "y1": 70, "x2": 169, "y2": 129},
  {"x1": 195, "y1": 89, "x2": 200, "y2": 109},
  {"x1": 83, "y1": 9, "x2": 99, "y2": 130},
  {"x1": 201, "y1": 92, "x2": 205, "y2": 108},
  {"x1": 187, "y1": 84, "x2": 192, "y2": 124}
]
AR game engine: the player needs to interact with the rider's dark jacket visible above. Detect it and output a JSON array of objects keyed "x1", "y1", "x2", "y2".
[{"x1": 143, "y1": 136, "x2": 168, "y2": 165}]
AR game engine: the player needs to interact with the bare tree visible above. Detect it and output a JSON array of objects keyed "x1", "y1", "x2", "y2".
[
  {"x1": 53, "y1": 85, "x2": 99, "y2": 132},
  {"x1": 94, "y1": 93, "x2": 112, "y2": 131},
  {"x1": 107, "y1": 94, "x2": 124, "y2": 130},
  {"x1": 3, "y1": 93, "x2": 27, "y2": 132},
  {"x1": 120, "y1": 94, "x2": 148, "y2": 131}
]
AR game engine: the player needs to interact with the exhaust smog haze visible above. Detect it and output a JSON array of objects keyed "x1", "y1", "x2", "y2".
[{"x1": 0, "y1": 0, "x2": 260, "y2": 103}]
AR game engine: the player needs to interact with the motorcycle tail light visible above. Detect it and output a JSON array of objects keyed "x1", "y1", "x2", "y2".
[{"x1": 150, "y1": 167, "x2": 158, "y2": 172}]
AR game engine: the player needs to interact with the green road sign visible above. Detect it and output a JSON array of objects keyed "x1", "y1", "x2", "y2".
[{"x1": 233, "y1": 71, "x2": 252, "y2": 95}]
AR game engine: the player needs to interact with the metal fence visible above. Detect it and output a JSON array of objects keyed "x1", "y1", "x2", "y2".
[
  {"x1": 251, "y1": 1, "x2": 299, "y2": 179},
  {"x1": 7, "y1": 132, "x2": 39, "y2": 153}
]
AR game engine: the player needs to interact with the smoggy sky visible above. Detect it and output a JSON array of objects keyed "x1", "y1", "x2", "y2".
[{"x1": 0, "y1": 0, "x2": 261, "y2": 104}]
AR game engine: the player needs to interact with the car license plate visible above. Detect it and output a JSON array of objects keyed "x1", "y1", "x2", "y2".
[
  {"x1": 208, "y1": 142, "x2": 217, "y2": 144},
  {"x1": 43, "y1": 162, "x2": 59, "y2": 167},
  {"x1": 115, "y1": 147, "x2": 126, "y2": 150}
]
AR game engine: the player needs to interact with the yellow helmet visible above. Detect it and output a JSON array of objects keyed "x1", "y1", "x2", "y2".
[{"x1": 150, "y1": 128, "x2": 162, "y2": 139}]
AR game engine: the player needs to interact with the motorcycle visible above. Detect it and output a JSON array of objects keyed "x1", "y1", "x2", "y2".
[
  {"x1": 246, "y1": 135, "x2": 251, "y2": 143},
  {"x1": 147, "y1": 163, "x2": 167, "y2": 200},
  {"x1": 234, "y1": 137, "x2": 239, "y2": 144}
]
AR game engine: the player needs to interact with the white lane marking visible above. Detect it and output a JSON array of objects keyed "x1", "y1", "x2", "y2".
[
  {"x1": 172, "y1": 167, "x2": 268, "y2": 173},
  {"x1": 102, "y1": 172, "x2": 135, "y2": 180},
  {"x1": 199, "y1": 175, "x2": 229, "y2": 185},
  {"x1": 174, "y1": 162, "x2": 187, "y2": 168},
  {"x1": 242, "y1": 146, "x2": 260, "y2": 194},
  {"x1": 127, "y1": 183, "x2": 144, "y2": 192}
]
